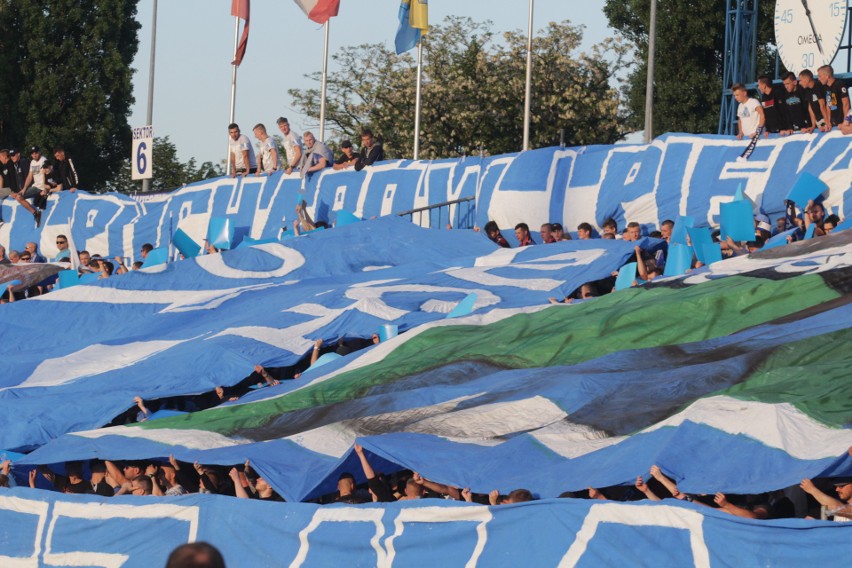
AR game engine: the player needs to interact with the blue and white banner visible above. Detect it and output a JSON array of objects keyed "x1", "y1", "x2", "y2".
[
  {"x1": 0, "y1": 489, "x2": 849, "y2": 568},
  {"x1": 0, "y1": 218, "x2": 642, "y2": 451},
  {"x1": 2, "y1": 133, "x2": 850, "y2": 261}
]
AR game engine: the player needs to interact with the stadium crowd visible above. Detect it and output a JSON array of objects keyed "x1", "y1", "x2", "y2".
[
  {"x1": 3, "y1": 445, "x2": 851, "y2": 523},
  {"x1": 1, "y1": 75, "x2": 850, "y2": 525}
]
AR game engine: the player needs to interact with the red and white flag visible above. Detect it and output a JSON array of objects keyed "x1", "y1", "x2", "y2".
[
  {"x1": 231, "y1": 0, "x2": 250, "y2": 66},
  {"x1": 292, "y1": 0, "x2": 340, "y2": 24}
]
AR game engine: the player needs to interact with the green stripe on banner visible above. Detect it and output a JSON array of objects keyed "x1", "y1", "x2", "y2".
[
  {"x1": 720, "y1": 326, "x2": 852, "y2": 428},
  {"x1": 138, "y1": 273, "x2": 840, "y2": 436}
]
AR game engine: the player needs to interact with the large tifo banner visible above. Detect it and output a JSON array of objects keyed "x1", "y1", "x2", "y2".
[
  {"x1": 1, "y1": 489, "x2": 849, "y2": 568},
  {"x1": 13, "y1": 230, "x2": 852, "y2": 504},
  {"x1": 1, "y1": 132, "x2": 850, "y2": 260}
]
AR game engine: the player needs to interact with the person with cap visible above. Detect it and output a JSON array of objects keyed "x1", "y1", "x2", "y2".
[
  {"x1": 9, "y1": 149, "x2": 28, "y2": 189},
  {"x1": 0, "y1": 148, "x2": 42, "y2": 227},
  {"x1": 332, "y1": 139, "x2": 360, "y2": 170},
  {"x1": 551, "y1": 222, "x2": 571, "y2": 241},
  {"x1": 276, "y1": 117, "x2": 303, "y2": 174},
  {"x1": 800, "y1": 476, "x2": 852, "y2": 521},
  {"x1": 23, "y1": 147, "x2": 48, "y2": 196},
  {"x1": 754, "y1": 214, "x2": 772, "y2": 242}
]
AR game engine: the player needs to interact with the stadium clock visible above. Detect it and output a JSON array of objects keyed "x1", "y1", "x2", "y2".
[{"x1": 775, "y1": 0, "x2": 849, "y2": 73}]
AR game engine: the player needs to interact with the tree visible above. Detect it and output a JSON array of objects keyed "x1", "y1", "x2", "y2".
[
  {"x1": 604, "y1": 0, "x2": 777, "y2": 136},
  {"x1": 108, "y1": 136, "x2": 224, "y2": 194},
  {"x1": 289, "y1": 17, "x2": 628, "y2": 159},
  {"x1": 0, "y1": 0, "x2": 140, "y2": 190}
]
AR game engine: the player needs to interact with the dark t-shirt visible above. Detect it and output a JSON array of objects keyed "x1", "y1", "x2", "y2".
[
  {"x1": 783, "y1": 85, "x2": 812, "y2": 130},
  {"x1": 354, "y1": 144, "x2": 384, "y2": 171},
  {"x1": 803, "y1": 81, "x2": 827, "y2": 126},
  {"x1": 335, "y1": 151, "x2": 360, "y2": 165},
  {"x1": 759, "y1": 85, "x2": 788, "y2": 132},
  {"x1": 825, "y1": 79, "x2": 849, "y2": 126},
  {"x1": 0, "y1": 162, "x2": 19, "y2": 192},
  {"x1": 92, "y1": 482, "x2": 114, "y2": 497},
  {"x1": 335, "y1": 491, "x2": 369, "y2": 504}
]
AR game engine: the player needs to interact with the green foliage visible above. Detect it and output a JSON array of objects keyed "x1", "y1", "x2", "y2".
[
  {"x1": 108, "y1": 136, "x2": 224, "y2": 193},
  {"x1": 604, "y1": 0, "x2": 777, "y2": 136},
  {"x1": 0, "y1": 0, "x2": 140, "y2": 190},
  {"x1": 289, "y1": 17, "x2": 628, "y2": 159}
]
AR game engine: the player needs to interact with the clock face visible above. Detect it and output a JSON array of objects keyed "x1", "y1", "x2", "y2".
[{"x1": 775, "y1": 0, "x2": 849, "y2": 73}]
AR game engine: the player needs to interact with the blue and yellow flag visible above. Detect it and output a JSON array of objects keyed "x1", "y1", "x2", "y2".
[{"x1": 395, "y1": 0, "x2": 428, "y2": 54}]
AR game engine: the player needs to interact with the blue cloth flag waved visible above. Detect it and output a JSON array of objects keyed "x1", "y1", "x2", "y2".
[{"x1": 395, "y1": 0, "x2": 428, "y2": 54}]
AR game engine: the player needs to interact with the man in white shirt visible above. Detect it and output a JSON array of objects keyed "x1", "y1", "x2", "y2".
[
  {"x1": 252, "y1": 123, "x2": 279, "y2": 175},
  {"x1": 23, "y1": 147, "x2": 48, "y2": 192},
  {"x1": 733, "y1": 83, "x2": 765, "y2": 162},
  {"x1": 276, "y1": 116, "x2": 303, "y2": 175},
  {"x1": 227, "y1": 123, "x2": 257, "y2": 177}
]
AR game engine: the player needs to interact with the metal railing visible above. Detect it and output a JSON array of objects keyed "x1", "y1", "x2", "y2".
[{"x1": 396, "y1": 196, "x2": 476, "y2": 230}]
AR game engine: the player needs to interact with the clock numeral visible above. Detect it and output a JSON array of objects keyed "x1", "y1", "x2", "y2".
[
  {"x1": 802, "y1": 52, "x2": 815, "y2": 68},
  {"x1": 830, "y1": 2, "x2": 843, "y2": 17},
  {"x1": 780, "y1": 8, "x2": 793, "y2": 23}
]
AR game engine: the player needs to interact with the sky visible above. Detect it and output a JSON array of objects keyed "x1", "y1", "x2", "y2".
[{"x1": 128, "y1": 0, "x2": 614, "y2": 166}]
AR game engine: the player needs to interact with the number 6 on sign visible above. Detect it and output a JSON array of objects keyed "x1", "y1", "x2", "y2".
[{"x1": 132, "y1": 125, "x2": 153, "y2": 180}]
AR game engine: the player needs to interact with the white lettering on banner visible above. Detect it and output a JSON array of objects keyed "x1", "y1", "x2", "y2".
[
  {"x1": 10, "y1": 339, "x2": 190, "y2": 390},
  {"x1": 290, "y1": 506, "x2": 492, "y2": 568},
  {"x1": 455, "y1": 249, "x2": 609, "y2": 291},
  {"x1": 10, "y1": 133, "x2": 850, "y2": 258},
  {"x1": 212, "y1": 283, "x2": 500, "y2": 353},
  {"x1": 383, "y1": 506, "x2": 493, "y2": 568},
  {"x1": 333, "y1": 185, "x2": 347, "y2": 210},
  {"x1": 0, "y1": 494, "x2": 50, "y2": 568},
  {"x1": 42, "y1": 501, "x2": 199, "y2": 568},
  {"x1": 558, "y1": 503, "x2": 710, "y2": 568},
  {"x1": 381, "y1": 184, "x2": 398, "y2": 218},
  {"x1": 197, "y1": 243, "x2": 306, "y2": 279},
  {"x1": 625, "y1": 162, "x2": 641, "y2": 185},
  {"x1": 290, "y1": 507, "x2": 387, "y2": 568}
]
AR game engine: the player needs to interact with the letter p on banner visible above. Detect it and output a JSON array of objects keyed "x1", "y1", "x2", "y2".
[{"x1": 132, "y1": 125, "x2": 154, "y2": 180}]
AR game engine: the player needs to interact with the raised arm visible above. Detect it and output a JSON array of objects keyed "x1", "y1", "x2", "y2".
[
  {"x1": 413, "y1": 471, "x2": 461, "y2": 501},
  {"x1": 714, "y1": 492, "x2": 765, "y2": 519},
  {"x1": 634, "y1": 246, "x2": 649, "y2": 281},
  {"x1": 254, "y1": 364, "x2": 279, "y2": 386},
  {"x1": 147, "y1": 464, "x2": 164, "y2": 497},
  {"x1": 354, "y1": 444, "x2": 376, "y2": 480},
  {"x1": 310, "y1": 338, "x2": 323, "y2": 366},
  {"x1": 105, "y1": 460, "x2": 131, "y2": 488},
  {"x1": 635, "y1": 475, "x2": 660, "y2": 501},
  {"x1": 229, "y1": 468, "x2": 249, "y2": 499},
  {"x1": 650, "y1": 465, "x2": 686, "y2": 499},
  {"x1": 800, "y1": 478, "x2": 845, "y2": 510}
]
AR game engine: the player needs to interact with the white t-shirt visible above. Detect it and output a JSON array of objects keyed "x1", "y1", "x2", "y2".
[
  {"x1": 30, "y1": 156, "x2": 47, "y2": 189},
  {"x1": 737, "y1": 98, "x2": 761, "y2": 137},
  {"x1": 229, "y1": 134, "x2": 257, "y2": 170},
  {"x1": 282, "y1": 131, "x2": 303, "y2": 167},
  {"x1": 258, "y1": 137, "x2": 277, "y2": 173}
]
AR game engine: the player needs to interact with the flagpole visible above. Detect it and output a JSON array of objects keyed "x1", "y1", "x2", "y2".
[
  {"x1": 413, "y1": 39, "x2": 423, "y2": 160},
  {"x1": 319, "y1": 20, "x2": 330, "y2": 141},
  {"x1": 227, "y1": 15, "x2": 240, "y2": 175},
  {"x1": 643, "y1": 0, "x2": 657, "y2": 144},
  {"x1": 142, "y1": 0, "x2": 157, "y2": 193},
  {"x1": 522, "y1": 0, "x2": 534, "y2": 151}
]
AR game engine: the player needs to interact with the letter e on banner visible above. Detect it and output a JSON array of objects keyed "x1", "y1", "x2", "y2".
[{"x1": 132, "y1": 125, "x2": 153, "y2": 180}]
